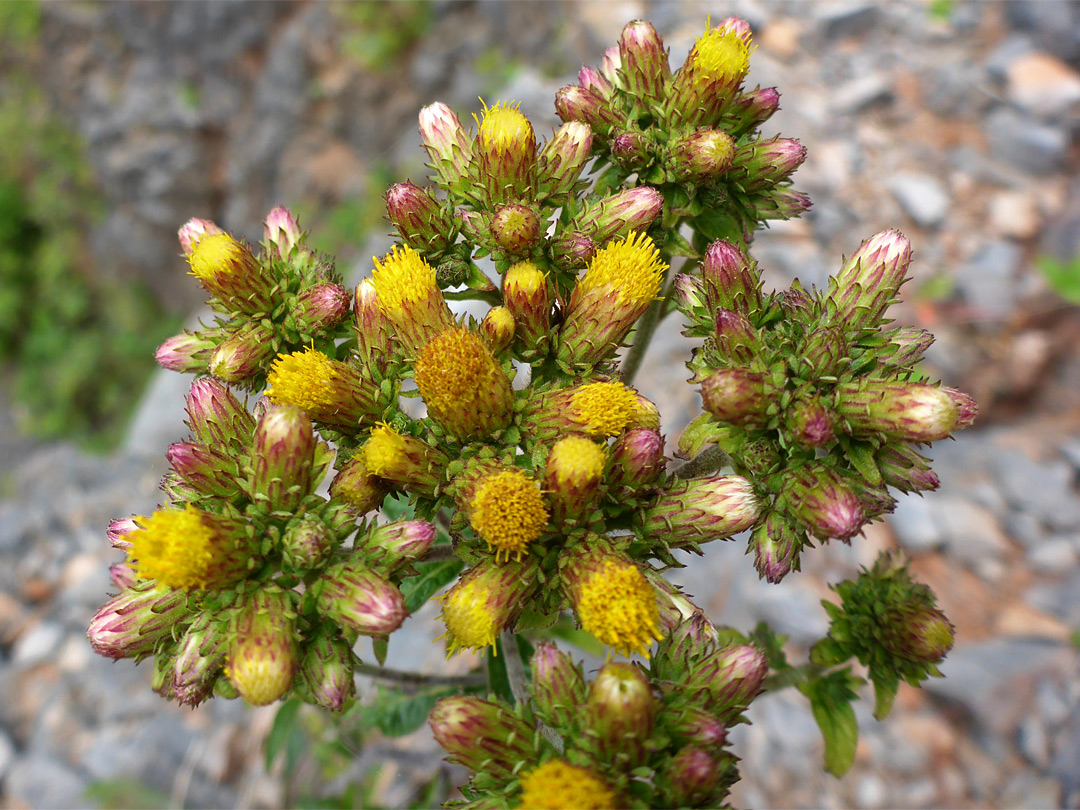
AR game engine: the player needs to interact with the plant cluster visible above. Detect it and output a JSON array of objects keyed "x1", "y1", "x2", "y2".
[{"x1": 89, "y1": 17, "x2": 975, "y2": 808}]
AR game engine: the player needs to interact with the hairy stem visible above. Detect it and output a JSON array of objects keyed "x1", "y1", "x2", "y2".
[
  {"x1": 354, "y1": 661, "x2": 486, "y2": 688},
  {"x1": 672, "y1": 445, "x2": 731, "y2": 478},
  {"x1": 420, "y1": 544, "x2": 458, "y2": 563}
]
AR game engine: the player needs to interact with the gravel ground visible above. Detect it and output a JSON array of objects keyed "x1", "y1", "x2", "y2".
[{"x1": 3, "y1": 2, "x2": 1080, "y2": 807}]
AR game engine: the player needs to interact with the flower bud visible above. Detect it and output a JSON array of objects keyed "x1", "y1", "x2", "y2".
[
  {"x1": 356, "y1": 519, "x2": 436, "y2": 571},
  {"x1": 764, "y1": 187, "x2": 813, "y2": 220},
  {"x1": 701, "y1": 239, "x2": 761, "y2": 314},
  {"x1": 418, "y1": 102, "x2": 472, "y2": 189},
  {"x1": 782, "y1": 464, "x2": 866, "y2": 541},
  {"x1": 353, "y1": 279, "x2": 399, "y2": 374},
  {"x1": 554, "y1": 84, "x2": 620, "y2": 136},
  {"x1": 608, "y1": 428, "x2": 665, "y2": 491},
  {"x1": 668, "y1": 128, "x2": 736, "y2": 184},
  {"x1": 188, "y1": 232, "x2": 275, "y2": 313},
  {"x1": 559, "y1": 231, "x2": 667, "y2": 367},
  {"x1": 713, "y1": 308, "x2": 761, "y2": 362},
  {"x1": 524, "y1": 380, "x2": 655, "y2": 445},
  {"x1": 107, "y1": 517, "x2": 138, "y2": 550},
  {"x1": 886, "y1": 326, "x2": 934, "y2": 367},
  {"x1": 478, "y1": 306, "x2": 515, "y2": 355},
  {"x1": 610, "y1": 131, "x2": 653, "y2": 170},
  {"x1": 178, "y1": 218, "x2": 225, "y2": 256},
  {"x1": 294, "y1": 282, "x2": 351, "y2": 333},
  {"x1": 87, "y1": 582, "x2": 190, "y2": 660},
  {"x1": 228, "y1": 588, "x2": 298, "y2": 706},
  {"x1": 266, "y1": 346, "x2": 381, "y2": 433},
  {"x1": 491, "y1": 202, "x2": 541, "y2": 254},
  {"x1": 671, "y1": 709, "x2": 728, "y2": 750},
  {"x1": 250, "y1": 404, "x2": 315, "y2": 512},
  {"x1": 655, "y1": 613, "x2": 717, "y2": 677},
  {"x1": 785, "y1": 397, "x2": 835, "y2": 448},
  {"x1": 544, "y1": 436, "x2": 605, "y2": 526},
  {"x1": 587, "y1": 661, "x2": 656, "y2": 765},
  {"x1": 476, "y1": 101, "x2": 537, "y2": 202},
  {"x1": 209, "y1": 322, "x2": 277, "y2": 384},
  {"x1": 167, "y1": 440, "x2": 242, "y2": 499},
  {"x1": 733, "y1": 137, "x2": 807, "y2": 192},
  {"x1": 184, "y1": 377, "x2": 255, "y2": 450},
  {"x1": 155, "y1": 330, "x2": 219, "y2": 374},
  {"x1": 883, "y1": 605, "x2": 955, "y2": 664},
  {"x1": 562, "y1": 542, "x2": 663, "y2": 658},
  {"x1": 667, "y1": 19, "x2": 754, "y2": 127},
  {"x1": 539, "y1": 121, "x2": 593, "y2": 196},
  {"x1": 317, "y1": 561, "x2": 407, "y2": 637},
  {"x1": 503, "y1": 260, "x2": 551, "y2": 354},
  {"x1": 518, "y1": 761, "x2": 620, "y2": 810},
  {"x1": 361, "y1": 423, "x2": 449, "y2": 497},
  {"x1": 428, "y1": 696, "x2": 540, "y2": 779},
  {"x1": 642, "y1": 475, "x2": 762, "y2": 551},
  {"x1": 579, "y1": 65, "x2": 613, "y2": 97},
  {"x1": 439, "y1": 558, "x2": 538, "y2": 654},
  {"x1": 619, "y1": 20, "x2": 670, "y2": 102},
  {"x1": 263, "y1": 206, "x2": 304, "y2": 261},
  {"x1": 530, "y1": 642, "x2": 587, "y2": 729},
  {"x1": 674, "y1": 273, "x2": 705, "y2": 313},
  {"x1": 414, "y1": 327, "x2": 514, "y2": 440},
  {"x1": 836, "y1": 380, "x2": 959, "y2": 442},
  {"x1": 109, "y1": 562, "x2": 138, "y2": 590},
  {"x1": 665, "y1": 746, "x2": 721, "y2": 806},
  {"x1": 296, "y1": 632, "x2": 355, "y2": 712},
  {"x1": 370, "y1": 244, "x2": 455, "y2": 354},
  {"x1": 173, "y1": 613, "x2": 227, "y2": 707},
  {"x1": 700, "y1": 368, "x2": 771, "y2": 427},
  {"x1": 385, "y1": 182, "x2": 454, "y2": 253},
  {"x1": 329, "y1": 455, "x2": 390, "y2": 515},
  {"x1": 827, "y1": 229, "x2": 912, "y2": 331},
  {"x1": 686, "y1": 643, "x2": 768, "y2": 720},
  {"x1": 281, "y1": 514, "x2": 333, "y2": 570},
  {"x1": 455, "y1": 463, "x2": 549, "y2": 561},
  {"x1": 732, "y1": 85, "x2": 781, "y2": 131},
  {"x1": 943, "y1": 386, "x2": 978, "y2": 430},
  {"x1": 751, "y1": 512, "x2": 804, "y2": 583}
]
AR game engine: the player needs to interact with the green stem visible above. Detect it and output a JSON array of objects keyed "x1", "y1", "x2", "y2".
[
  {"x1": 672, "y1": 445, "x2": 731, "y2": 479},
  {"x1": 620, "y1": 255, "x2": 691, "y2": 385},
  {"x1": 499, "y1": 630, "x2": 565, "y2": 752},
  {"x1": 762, "y1": 661, "x2": 829, "y2": 693},
  {"x1": 420, "y1": 545, "x2": 458, "y2": 563},
  {"x1": 354, "y1": 661, "x2": 486, "y2": 688}
]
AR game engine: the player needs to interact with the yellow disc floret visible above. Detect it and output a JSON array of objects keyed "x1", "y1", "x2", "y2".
[
  {"x1": 570, "y1": 382, "x2": 643, "y2": 437},
  {"x1": 265, "y1": 346, "x2": 345, "y2": 413},
  {"x1": 370, "y1": 244, "x2": 438, "y2": 317},
  {"x1": 128, "y1": 504, "x2": 219, "y2": 589},
  {"x1": 577, "y1": 559, "x2": 662, "y2": 657},
  {"x1": 519, "y1": 760, "x2": 618, "y2": 810},
  {"x1": 689, "y1": 25, "x2": 753, "y2": 83},
  {"x1": 415, "y1": 328, "x2": 501, "y2": 424},
  {"x1": 477, "y1": 100, "x2": 534, "y2": 153},
  {"x1": 578, "y1": 231, "x2": 666, "y2": 307},
  {"x1": 505, "y1": 260, "x2": 547, "y2": 295},
  {"x1": 469, "y1": 470, "x2": 549, "y2": 560},
  {"x1": 548, "y1": 436, "x2": 605, "y2": 485},
  {"x1": 441, "y1": 576, "x2": 500, "y2": 654},
  {"x1": 188, "y1": 233, "x2": 246, "y2": 281},
  {"x1": 362, "y1": 423, "x2": 410, "y2": 478}
]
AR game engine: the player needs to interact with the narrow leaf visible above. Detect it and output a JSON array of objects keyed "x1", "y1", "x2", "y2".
[
  {"x1": 400, "y1": 558, "x2": 465, "y2": 614},
  {"x1": 265, "y1": 698, "x2": 303, "y2": 771}
]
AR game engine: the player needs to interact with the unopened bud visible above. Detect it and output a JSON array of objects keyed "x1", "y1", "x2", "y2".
[
  {"x1": 155, "y1": 330, "x2": 219, "y2": 374},
  {"x1": 836, "y1": 380, "x2": 959, "y2": 442},
  {"x1": 317, "y1": 562, "x2": 407, "y2": 637},
  {"x1": 701, "y1": 239, "x2": 761, "y2": 313},
  {"x1": 887, "y1": 326, "x2": 934, "y2": 367},
  {"x1": 385, "y1": 182, "x2": 454, "y2": 253},
  {"x1": 263, "y1": 206, "x2": 303, "y2": 260},
  {"x1": 539, "y1": 121, "x2": 594, "y2": 195},
  {"x1": 686, "y1": 643, "x2": 768, "y2": 721},
  {"x1": 294, "y1": 282, "x2": 352, "y2": 333},
  {"x1": 700, "y1": 368, "x2": 771, "y2": 426},
  {"x1": 209, "y1": 322, "x2": 277, "y2": 384},
  {"x1": 642, "y1": 475, "x2": 762, "y2": 551},
  {"x1": 356, "y1": 519, "x2": 436, "y2": 571},
  {"x1": 418, "y1": 102, "x2": 472, "y2": 188},
  {"x1": 785, "y1": 397, "x2": 835, "y2": 448},
  {"x1": 883, "y1": 605, "x2": 955, "y2": 664},
  {"x1": 668, "y1": 128, "x2": 736, "y2": 184},
  {"x1": 531, "y1": 642, "x2": 587, "y2": 729},
  {"x1": 87, "y1": 583, "x2": 190, "y2": 660},
  {"x1": 608, "y1": 428, "x2": 665, "y2": 491},
  {"x1": 664, "y1": 746, "x2": 721, "y2": 806},
  {"x1": 828, "y1": 229, "x2": 912, "y2": 330},
  {"x1": 178, "y1": 218, "x2": 225, "y2": 256},
  {"x1": 782, "y1": 464, "x2": 866, "y2": 541},
  {"x1": 428, "y1": 696, "x2": 539, "y2": 779},
  {"x1": 619, "y1": 20, "x2": 670, "y2": 102},
  {"x1": 732, "y1": 85, "x2": 781, "y2": 131},
  {"x1": 282, "y1": 514, "x2": 333, "y2": 570},
  {"x1": 876, "y1": 444, "x2": 940, "y2": 494},
  {"x1": 250, "y1": 404, "x2": 315, "y2": 512},
  {"x1": 751, "y1": 512, "x2": 804, "y2": 583},
  {"x1": 587, "y1": 661, "x2": 656, "y2": 766},
  {"x1": 296, "y1": 632, "x2": 355, "y2": 712},
  {"x1": 478, "y1": 306, "x2": 515, "y2": 354},
  {"x1": 167, "y1": 440, "x2": 242, "y2": 499},
  {"x1": 555, "y1": 84, "x2": 620, "y2": 136},
  {"x1": 329, "y1": 456, "x2": 390, "y2": 515},
  {"x1": 228, "y1": 588, "x2": 298, "y2": 706},
  {"x1": 173, "y1": 613, "x2": 227, "y2": 707},
  {"x1": 491, "y1": 202, "x2": 541, "y2": 254},
  {"x1": 185, "y1": 378, "x2": 255, "y2": 450}
]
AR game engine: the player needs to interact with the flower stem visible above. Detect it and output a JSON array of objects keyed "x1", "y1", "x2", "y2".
[
  {"x1": 354, "y1": 660, "x2": 486, "y2": 688},
  {"x1": 672, "y1": 445, "x2": 731, "y2": 478}
]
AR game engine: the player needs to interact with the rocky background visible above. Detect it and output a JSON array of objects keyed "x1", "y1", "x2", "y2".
[{"x1": 2, "y1": 1, "x2": 1080, "y2": 807}]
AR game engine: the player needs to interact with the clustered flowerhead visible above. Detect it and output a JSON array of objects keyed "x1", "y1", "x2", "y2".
[{"x1": 91, "y1": 16, "x2": 971, "y2": 806}]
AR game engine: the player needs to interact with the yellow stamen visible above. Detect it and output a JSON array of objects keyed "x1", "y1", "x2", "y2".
[
  {"x1": 548, "y1": 436, "x2": 605, "y2": 485},
  {"x1": 519, "y1": 760, "x2": 618, "y2": 810},
  {"x1": 476, "y1": 100, "x2": 533, "y2": 153},
  {"x1": 570, "y1": 382, "x2": 644, "y2": 437},
  {"x1": 361, "y1": 423, "x2": 410, "y2": 478},
  {"x1": 415, "y1": 328, "x2": 502, "y2": 423},
  {"x1": 370, "y1": 244, "x2": 438, "y2": 317},
  {"x1": 576, "y1": 559, "x2": 662, "y2": 657},
  {"x1": 689, "y1": 25, "x2": 753, "y2": 83},
  {"x1": 504, "y1": 260, "x2": 547, "y2": 295},
  {"x1": 440, "y1": 576, "x2": 500, "y2": 655},
  {"x1": 265, "y1": 346, "x2": 348, "y2": 413},
  {"x1": 469, "y1": 470, "x2": 549, "y2": 560},
  {"x1": 188, "y1": 233, "x2": 247, "y2": 281},
  {"x1": 128, "y1": 504, "x2": 219, "y2": 589},
  {"x1": 578, "y1": 231, "x2": 666, "y2": 307}
]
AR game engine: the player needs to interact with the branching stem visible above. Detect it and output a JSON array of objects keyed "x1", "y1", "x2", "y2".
[{"x1": 354, "y1": 661, "x2": 486, "y2": 688}]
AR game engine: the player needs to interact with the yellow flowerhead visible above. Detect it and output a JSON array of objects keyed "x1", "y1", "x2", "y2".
[
  {"x1": 187, "y1": 233, "x2": 248, "y2": 282},
  {"x1": 519, "y1": 760, "x2": 619, "y2": 810},
  {"x1": 266, "y1": 346, "x2": 343, "y2": 413},
  {"x1": 477, "y1": 100, "x2": 534, "y2": 154},
  {"x1": 576, "y1": 558, "x2": 662, "y2": 658},
  {"x1": 547, "y1": 436, "x2": 605, "y2": 487},
  {"x1": 414, "y1": 328, "x2": 513, "y2": 439},
  {"x1": 504, "y1": 260, "x2": 547, "y2": 296},
  {"x1": 688, "y1": 23, "x2": 753, "y2": 84},
  {"x1": 186, "y1": 232, "x2": 271, "y2": 313},
  {"x1": 370, "y1": 245, "x2": 453, "y2": 350},
  {"x1": 441, "y1": 575, "x2": 500, "y2": 655},
  {"x1": 578, "y1": 231, "x2": 666, "y2": 307},
  {"x1": 361, "y1": 423, "x2": 411, "y2": 479},
  {"x1": 469, "y1": 470, "x2": 549, "y2": 561},
  {"x1": 128, "y1": 504, "x2": 244, "y2": 590},
  {"x1": 571, "y1": 382, "x2": 646, "y2": 437},
  {"x1": 360, "y1": 422, "x2": 448, "y2": 495}
]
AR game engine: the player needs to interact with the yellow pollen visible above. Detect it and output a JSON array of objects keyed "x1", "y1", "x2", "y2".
[
  {"x1": 689, "y1": 25, "x2": 753, "y2": 82},
  {"x1": 570, "y1": 382, "x2": 642, "y2": 437},
  {"x1": 519, "y1": 760, "x2": 618, "y2": 810},
  {"x1": 579, "y1": 231, "x2": 666, "y2": 306},
  {"x1": 476, "y1": 100, "x2": 534, "y2": 152},
  {"x1": 549, "y1": 436, "x2": 605, "y2": 485},
  {"x1": 482, "y1": 306, "x2": 515, "y2": 337},
  {"x1": 370, "y1": 244, "x2": 438, "y2": 316},
  {"x1": 440, "y1": 576, "x2": 500, "y2": 655},
  {"x1": 128, "y1": 504, "x2": 219, "y2": 589},
  {"x1": 505, "y1": 260, "x2": 547, "y2": 295},
  {"x1": 188, "y1": 232, "x2": 251, "y2": 282},
  {"x1": 415, "y1": 328, "x2": 499, "y2": 417},
  {"x1": 469, "y1": 470, "x2": 549, "y2": 560},
  {"x1": 265, "y1": 346, "x2": 348, "y2": 413},
  {"x1": 577, "y1": 559, "x2": 662, "y2": 658},
  {"x1": 362, "y1": 423, "x2": 410, "y2": 478}
]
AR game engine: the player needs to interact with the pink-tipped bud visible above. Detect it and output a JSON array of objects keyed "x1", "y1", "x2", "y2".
[
  {"x1": 250, "y1": 404, "x2": 316, "y2": 512},
  {"x1": 282, "y1": 514, "x2": 333, "y2": 571},
  {"x1": 785, "y1": 398, "x2": 835, "y2": 448},
  {"x1": 356, "y1": 519, "x2": 437, "y2": 570},
  {"x1": 87, "y1": 583, "x2": 190, "y2": 660},
  {"x1": 673, "y1": 710, "x2": 728, "y2": 750},
  {"x1": 668, "y1": 128, "x2": 736, "y2": 184},
  {"x1": 294, "y1": 282, "x2": 352, "y2": 333},
  {"x1": 418, "y1": 102, "x2": 472, "y2": 187},
  {"x1": 228, "y1": 588, "x2": 298, "y2": 706},
  {"x1": 665, "y1": 746, "x2": 721, "y2": 806},
  {"x1": 686, "y1": 643, "x2": 768, "y2": 721},
  {"x1": 185, "y1": 377, "x2": 255, "y2": 449},
  {"x1": 579, "y1": 65, "x2": 613, "y2": 97},
  {"x1": 733, "y1": 86, "x2": 781, "y2": 130},
  {"x1": 782, "y1": 464, "x2": 866, "y2": 541},
  {"x1": 178, "y1": 218, "x2": 225, "y2": 256},
  {"x1": 618, "y1": 20, "x2": 670, "y2": 102},
  {"x1": 297, "y1": 632, "x2": 355, "y2": 712},
  {"x1": 208, "y1": 322, "x2": 277, "y2": 384},
  {"x1": 173, "y1": 614, "x2": 227, "y2": 707},
  {"x1": 700, "y1": 368, "x2": 771, "y2": 427},
  {"x1": 942, "y1": 386, "x2": 978, "y2": 430},
  {"x1": 608, "y1": 428, "x2": 665, "y2": 490},
  {"x1": 155, "y1": 331, "x2": 218, "y2": 374},
  {"x1": 701, "y1": 239, "x2": 761, "y2": 314},
  {"x1": 751, "y1": 512, "x2": 805, "y2": 583},
  {"x1": 491, "y1": 202, "x2": 541, "y2": 254},
  {"x1": 611, "y1": 131, "x2": 653, "y2": 168},
  {"x1": 828, "y1": 229, "x2": 912, "y2": 330},
  {"x1": 109, "y1": 562, "x2": 138, "y2": 590},
  {"x1": 713, "y1": 309, "x2": 761, "y2": 362},
  {"x1": 167, "y1": 441, "x2": 242, "y2": 499},
  {"x1": 592, "y1": 186, "x2": 664, "y2": 241},
  {"x1": 876, "y1": 444, "x2": 940, "y2": 494},
  {"x1": 539, "y1": 121, "x2": 594, "y2": 195},
  {"x1": 674, "y1": 273, "x2": 705, "y2": 312},
  {"x1": 317, "y1": 563, "x2": 407, "y2": 637},
  {"x1": 642, "y1": 474, "x2": 763, "y2": 551},
  {"x1": 836, "y1": 381, "x2": 959, "y2": 442},
  {"x1": 531, "y1": 642, "x2": 587, "y2": 729},
  {"x1": 734, "y1": 137, "x2": 807, "y2": 192},
  {"x1": 429, "y1": 696, "x2": 540, "y2": 779},
  {"x1": 587, "y1": 661, "x2": 656, "y2": 766},
  {"x1": 263, "y1": 206, "x2": 303, "y2": 260},
  {"x1": 554, "y1": 84, "x2": 620, "y2": 135},
  {"x1": 107, "y1": 517, "x2": 139, "y2": 550},
  {"x1": 887, "y1": 326, "x2": 935, "y2": 367},
  {"x1": 768, "y1": 187, "x2": 813, "y2": 219},
  {"x1": 385, "y1": 182, "x2": 454, "y2": 253},
  {"x1": 883, "y1": 605, "x2": 956, "y2": 664}
]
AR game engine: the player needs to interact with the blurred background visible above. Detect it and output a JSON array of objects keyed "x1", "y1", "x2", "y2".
[{"x1": 1, "y1": 0, "x2": 1080, "y2": 807}]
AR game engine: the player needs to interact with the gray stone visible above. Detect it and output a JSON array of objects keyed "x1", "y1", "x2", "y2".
[
  {"x1": 1004, "y1": 511, "x2": 1047, "y2": 550},
  {"x1": 992, "y1": 450, "x2": 1080, "y2": 531},
  {"x1": 1019, "y1": 715, "x2": 1052, "y2": 768},
  {"x1": 986, "y1": 106, "x2": 1069, "y2": 176},
  {"x1": 889, "y1": 494, "x2": 945, "y2": 552},
  {"x1": 953, "y1": 240, "x2": 1021, "y2": 320},
  {"x1": 817, "y1": 4, "x2": 880, "y2": 39},
  {"x1": 12, "y1": 621, "x2": 66, "y2": 667},
  {"x1": 1061, "y1": 440, "x2": 1080, "y2": 471},
  {"x1": 831, "y1": 74, "x2": 893, "y2": 114},
  {"x1": 1029, "y1": 537, "x2": 1078, "y2": 573},
  {"x1": 985, "y1": 34, "x2": 1035, "y2": 83},
  {"x1": 5, "y1": 753, "x2": 88, "y2": 810},
  {"x1": 936, "y1": 498, "x2": 1011, "y2": 565},
  {"x1": 0, "y1": 729, "x2": 13, "y2": 781},
  {"x1": 1005, "y1": 0, "x2": 1080, "y2": 63},
  {"x1": 1026, "y1": 570, "x2": 1080, "y2": 624},
  {"x1": 887, "y1": 173, "x2": 950, "y2": 229}
]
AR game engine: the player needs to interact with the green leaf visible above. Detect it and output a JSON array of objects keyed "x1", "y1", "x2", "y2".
[
  {"x1": 487, "y1": 638, "x2": 514, "y2": 703},
  {"x1": 798, "y1": 668, "x2": 863, "y2": 777},
  {"x1": 373, "y1": 635, "x2": 389, "y2": 666},
  {"x1": 265, "y1": 698, "x2": 303, "y2": 772},
  {"x1": 871, "y1": 669, "x2": 900, "y2": 721},
  {"x1": 749, "y1": 621, "x2": 790, "y2": 671},
  {"x1": 547, "y1": 616, "x2": 606, "y2": 658},
  {"x1": 845, "y1": 441, "x2": 882, "y2": 487},
  {"x1": 362, "y1": 685, "x2": 454, "y2": 737},
  {"x1": 1036, "y1": 255, "x2": 1080, "y2": 305},
  {"x1": 400, "y1": 558, "x2": 465, "y2": 614},
  {"x1": 382, "y1": 492, "x2": 413, "y2": 522},
  {"x1": 83, "y1": 778, "x2": 171, "y2": 810},
  {"x1": 515, "y1": 606, "x2": 559, "y2": 632}
]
